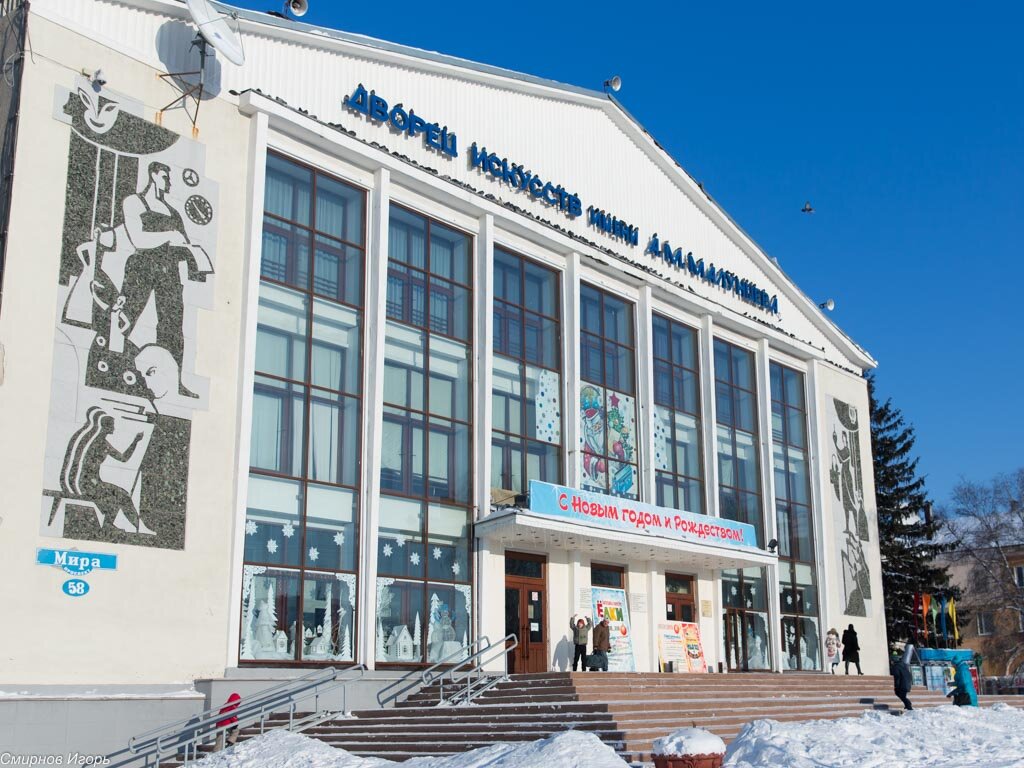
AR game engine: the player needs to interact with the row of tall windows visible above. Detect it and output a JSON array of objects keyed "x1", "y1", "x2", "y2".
[
  {"x1": 772, "y1": 363, "x2": 820, "y2": 671},
  {"x1": 241, "y1": 154, "x2": 820, "y2": 667},
  {"x1": 241, "y1": 153, "x2": 366, "y2": 664}
]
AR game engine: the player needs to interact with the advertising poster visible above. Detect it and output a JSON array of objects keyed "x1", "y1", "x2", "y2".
[
  {"x1": 591, "y1": 587, "x2": 636, "y2": 671},
  {"x1": 657, "y1": 622, "x2": 707, "y2": 673}
]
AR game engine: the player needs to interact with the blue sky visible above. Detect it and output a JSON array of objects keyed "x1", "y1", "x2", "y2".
[{"x1": 228, "y1": 1, "x2": 1023, "y2": 506}]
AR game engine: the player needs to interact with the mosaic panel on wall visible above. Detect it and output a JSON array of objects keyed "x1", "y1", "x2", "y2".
[
  {"x1": 39, "y1": 79, "x2": 218, "y2": 550},
  {"x1": 828, "y1": 397, "x2": 871, "y2": 616}
]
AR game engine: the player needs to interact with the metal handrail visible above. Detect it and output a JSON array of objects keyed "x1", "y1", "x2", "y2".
[
  {"x1": 127, "y1": 666, "x2": 337, "y2": 753},
  {"x1": 106, "y1": 664, "x2": 365, "y2": 767},
  {"x1": 435, "y1": 633, "x2": 518, "y2": 707},
  {"x1": 376, "y1": 635, "x2": 492, "y2": 707}
]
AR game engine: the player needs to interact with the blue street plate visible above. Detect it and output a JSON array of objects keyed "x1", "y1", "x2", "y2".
[{"x1": 62, "y1": 578, "x2": 90, "y2": 597}]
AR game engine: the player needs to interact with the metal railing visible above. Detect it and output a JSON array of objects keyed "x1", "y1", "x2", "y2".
[
  {"x1": 432, "y1": 633, "x2": 518, "y2": 707},
  {"x1": 376, "y1": 635, "x2": 493, "y2": 708},
  {"x1": 104, "y1": 664, "x2": 365, "y2": 767}
]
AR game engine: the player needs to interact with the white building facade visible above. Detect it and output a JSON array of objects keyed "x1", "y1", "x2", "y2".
[{"x1": 0, "y1": 0, "x2": 887, "y2": 752}]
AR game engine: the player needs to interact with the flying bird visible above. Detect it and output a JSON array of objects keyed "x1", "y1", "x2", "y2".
[{"x1": 801, "y1": 201, "x2": 814, "y2": 214}]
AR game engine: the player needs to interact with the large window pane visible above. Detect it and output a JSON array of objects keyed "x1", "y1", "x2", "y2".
[
  {"x1": 265, "y1": 154, "x2": 311, "y2": 225},
  {"x1": 524, "y1": 260, "x2": 557, "y2": 317},
  {"x1": 389, "y1": 208, "x2": 427, "y2": 269},
  {"x1": 307, "y1": 390, "x2": 359, "y2": 486},
  {"x1": 426, "y1": 583, "x2": 472, "y2": 662},
  {"x1": 251, "y1": 376, "x2": 305, "y2": 477},
  {"x1": 305, "y1": 483, "x2": 357, "y2": 571},
  {"x1": 376, "y1": 578, "x2": 425, "y2": 663},
  {"x1": 300, "y1": 571, "x2": 357, "y2": 662},
  {"x1": 429, "y1": 337, "x2": 470, "y2": 421},
  {"x1": 378, "y1": 497, "x2": 425, "y2": 578},
  {"x1": 315, "y1": 175, "x2": 364, "y2": 245},
  {"x1": 313, "y1": 236, "x2": 362, "y2": 307},
  {"x1": 244, "y1": 475, "x2": 303, "y2": 567},
  {"x1": 381, "y1": 407, "x2": 425, "y2": 496},
  {"x1": 241, "y1": 567, "x2": 301, "y2": 661},
  {"x1": 429, "y1": 222, "x2": 470, "y2": 284},
  {"x1": 429, "y1": 418, "x2": 471, "y2": 503},
  {"x1": 427, "y1": 504, "x2": 470, "y2": 582},
  {"x1": 383, "y1": 323, "x2": 426, "y2": 411},
  {"x1": 261, "y1": 217, "x2": 310, "y2": 288},
  {"x1": 311, "y1": 299, "x2": 361, "y2": 394},
  {"x1": 256, "y1": 284, "x2": 307, "y2": 381}
]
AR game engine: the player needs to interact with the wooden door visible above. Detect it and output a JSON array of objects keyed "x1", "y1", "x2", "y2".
[{"x1": 504, "y1": 552, "x2": 547, "y2": 674}]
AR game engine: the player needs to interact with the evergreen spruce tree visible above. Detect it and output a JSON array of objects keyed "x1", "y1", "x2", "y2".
[{"x1": 870, "y1": 373, "x2": 959, "y2": 647}]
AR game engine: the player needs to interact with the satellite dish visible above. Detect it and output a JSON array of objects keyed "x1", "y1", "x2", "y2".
[{"x1": 186, "y1": 0, "x2": 245, "y2": 66}]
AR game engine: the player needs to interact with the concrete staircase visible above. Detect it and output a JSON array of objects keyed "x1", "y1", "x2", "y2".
[
  {"x1": 169, "y1": 672, "x2": 1024, "y2": 766},
  {"x1": 286, "y1": 672, "x2": 1023, "y2": 765}
]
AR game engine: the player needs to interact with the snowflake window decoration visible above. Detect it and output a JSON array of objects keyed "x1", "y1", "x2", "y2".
[
  {"x1": 245, "y1": 520, "x2": 257, "y2": 536},
  {"x1": 432, "y1": 547, "x2": 443, "y2": 560},
  {"x1": 451, "y1": 562, "x2": 461, "y2": 576},
  {"x1": 382, "y1": 543, "x2": 393, "y2": 557},
  {"x1": 394, "y1": 533, "x2": 407, "y2": 548},
  {"x1": 333, "y1": 532, "x2": 345, "y2": 547},
  {"x1": 409, "y1": 552, "x2": 420, "y2": 566},
  {"x1": 282, "y1": 522, "x2": 295, "y2": 539},
  {"x1": 266, "y1": 539, "x2": 278, "y2": 554},
  {"x1": 308, "y1": 547, "x2": 319, "y2": 562}
]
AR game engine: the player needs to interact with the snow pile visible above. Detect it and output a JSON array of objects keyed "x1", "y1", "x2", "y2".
[
  {"x1": 194, "y1": 728, "x2": 628, "y2": 768},
  {"x1": 724, "y1": 703, "x2": 1024, "y2": 768},
  {"x1": 653, "y1": 727, "x2": 725, "y2": 757}
]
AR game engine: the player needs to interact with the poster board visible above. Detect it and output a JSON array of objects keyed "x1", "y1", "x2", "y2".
[
  {"x1": 656, "y1": 621, "x2": 707, "y2": 673},
  {"x1": 591, "y1": 587, "x2": 636, "y2": 671}
]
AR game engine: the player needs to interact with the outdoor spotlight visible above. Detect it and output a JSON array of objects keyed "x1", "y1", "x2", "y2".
[
  {"x1": 767, "y1": 538, "x2": 779, "y2": 554},
  {"x1": 603, "y1": 75, "x2": 622, "y2": 93},
  {"x1": 819, "y1": 298, "x2": 836, "y2": 312}
]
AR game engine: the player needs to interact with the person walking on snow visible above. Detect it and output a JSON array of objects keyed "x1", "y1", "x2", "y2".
[
  {"x1": 890, "y1": 649, "x2": 913, "y2": 710},
  {"x1": 570, "y1": 615, "x2": 593, "y2": 672},
  {"x1": 841, "y1": 623, "x2": 863, "y2": 675},
  {"x1": 591, "y1": 617, "x2": 611, "y2": 671}
]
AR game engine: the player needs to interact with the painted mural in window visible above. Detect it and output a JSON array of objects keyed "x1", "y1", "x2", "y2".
[
  {"x1": 579, "y1": 285, "x2": 638, "y2": 500},
  {"x1": 378, "y1": 206, "x2": 473, "y2": 663},
  {"x1": 652, "y1": 315, "x2": 703, "y2": 513},
  {"x1": 491, "y1": 248, "x2": 562, "y2": 498},
  {"x1": 241, "y1": 152, "x2": 365, "y2": 663}
]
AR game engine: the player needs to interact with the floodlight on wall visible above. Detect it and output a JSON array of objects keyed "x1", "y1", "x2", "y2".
[
  {"x1": 767, "y1": 538, "x2": 779, "y2": 554},
  {"x1": 819, "y1": 298, "x2": 836, "y2": 312},
  {"x1": 603, "y1": 75, "x2": 622, "y2": 93},
  {"x1": 285, "y1": 0, "x2": 309, "y2": 16}
]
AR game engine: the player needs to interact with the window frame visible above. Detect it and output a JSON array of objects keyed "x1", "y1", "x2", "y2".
[
  {"x1": 652, "y1": 314, "x2": 704, "y2": 513},
  {"x1": 490, "y1": 247, "x2": 563, "y2": 495},
  {"x1": 241, "y1": 151, "x2": 368, "y2": 667}
]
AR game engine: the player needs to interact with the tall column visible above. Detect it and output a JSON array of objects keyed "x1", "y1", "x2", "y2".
[
  {"x1": 636, "y1": 286, "x2": 656, "y2": 503},
  {"x1": 474, "y1": 214, "x2": 494, "y2": 648},
  {"x1": 699, "y1": 315, "x2": 719, "y2": 518},
  {"x1": 563, "y1": 252, "x2": 582, "y2": 489},
  {"x1": 806, "y1": 359, "x2": 833, "y2": 637},
  {"x1": 756, "y1": 337, "x2": 783, "y2": 672},
  {"x1": 357, "y1": 167, "x2": 390, "y2": 670},
  {"x1": 225, "y1": 111, "x2": 268, "y2": 667}
]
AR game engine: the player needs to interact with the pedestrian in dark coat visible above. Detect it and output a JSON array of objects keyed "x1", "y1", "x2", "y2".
[
  {"x1": 890, "y1": 653, "x2": 913, "y2": 710},
  {"x1": 570, "y1": 615, "x2": 593, "y2": 672},
  {"x1": 590, "y1": 618, "x2": 611, "y2": 671},
  {"x1": 841, "y1": 624, "x2": 863, "y2": 675}
]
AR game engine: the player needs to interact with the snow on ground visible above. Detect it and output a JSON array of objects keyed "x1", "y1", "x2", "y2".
[
  {"x1": 195, "y1": 704, "x2": 1024, "y2": 768},
  {"x1": 194, "y1": 729, "x2": 626, "y2": 768},
  {"x1": 725, "y1": 703, "x2": 1024, "y2": 768}
]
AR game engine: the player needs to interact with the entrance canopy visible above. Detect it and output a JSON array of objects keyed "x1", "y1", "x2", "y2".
[{"x1": 476, "y1": 508, "x2": 777, "y2": 571}]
